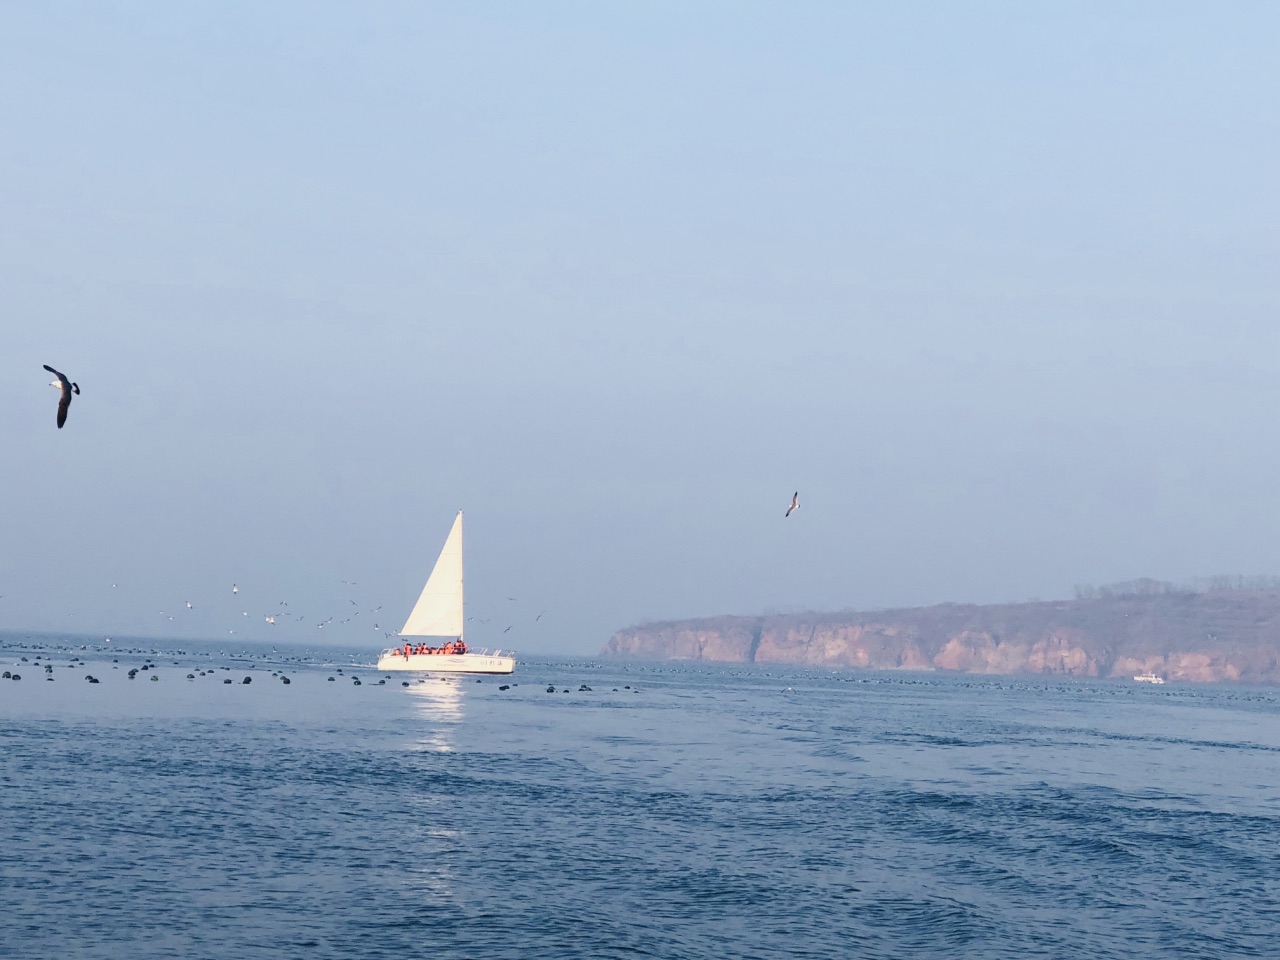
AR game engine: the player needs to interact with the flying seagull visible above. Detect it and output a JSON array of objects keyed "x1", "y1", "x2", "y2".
[
  {"x1": 43, "y1": 365, "x2": 80, "y2": 429},
  {"x1": 785, "y1": 492, "x2": 799, "y2": 518}
]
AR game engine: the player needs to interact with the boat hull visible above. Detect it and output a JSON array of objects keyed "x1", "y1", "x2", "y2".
[{"x1": 377, "y1": 652, "x2": 516, "y2": 675}]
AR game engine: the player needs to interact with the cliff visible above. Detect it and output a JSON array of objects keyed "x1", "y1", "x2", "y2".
[{"x1": 601, "y1": 589, "x2": 1280, "y2": 683}]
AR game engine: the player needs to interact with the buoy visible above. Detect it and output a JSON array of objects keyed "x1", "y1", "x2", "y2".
[
  {"x1": 281, "y1": 677, "x2": 291, "y2": 685},
  {"x1": 223, "y1": 678, "x2": 233, "y2": 684},
  {"x1": 579, "y1": 685, "x2": 591, "y2": 692},
  {"x1": 401, "y1": 681, "x2": 409, "y2": 687},
  {"x1": 546, "y1": 686, "x2": 555, "y2": 693},
  {"x1": 327, "y1": 677, "x2": 336, "y2": 682},
  {"x1": 10, "y1": 674, "x2": 20, "y2": 681},
  {"x1": 242, "y1": 677, "x2": 252, "y2": 685},
  {"x1": 150, "y1": 675, "x2": 159, "y2": 682},
  {"x1": 186, "y1": 674, "x2": 195, "y2": 680},
  {"x1": 88, "y1": 677, "x2": 100, "y2": 684},
  {"x1": 353, "y1": 679, "x2": 362, "y2": 686},
  {"x1": 498, "y1": 684, "x2": 510, "y2": 691},
  {"x1": 2, "y1": 671, "x2": 10, "y2": 679}
]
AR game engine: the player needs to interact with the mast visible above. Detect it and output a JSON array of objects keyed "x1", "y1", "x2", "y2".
[{"x1": 458, "y1": 510, "x2": 464, "y2": 647}]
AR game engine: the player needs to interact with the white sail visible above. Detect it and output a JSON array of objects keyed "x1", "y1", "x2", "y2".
[{"x1": 399, "y1": 512, "x2": 464, "y2": 638}]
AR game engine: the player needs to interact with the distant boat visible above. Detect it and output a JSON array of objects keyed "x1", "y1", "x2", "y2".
[
  {"x1": 376, "y1": 511, "x2": 516, "y2": 675},
  {"x1": 1133, "y1": 672, "x2": 1165, "y2": 684}
]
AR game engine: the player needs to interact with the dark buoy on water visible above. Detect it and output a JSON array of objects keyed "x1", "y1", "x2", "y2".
[
  {"x1": 186, "y1": 674, "x2": 195, "y2": 680},
  {"x1": 327, "y1": 676, "x2": 336, "y2": 682},
  {"x1": 498, "y1": 684, "x2": 509, "y2": 691},
  {"x1": 281, "y1": 676, "x2": 291, "y2": 685},
  {"x1": 546, "y1": 686, "x2": 555, "y2": 693},
  {"x1": 242, "y1": 677, "x2": 252, "y2": 684},
  {"x1": 88, "y1": 677, "x2": 99, "y2": 684},
  {"x1": 223, "y1": 678, "x2": 233, "y2": 684},
  {"x1": 150, "y1": 674, "x2": 159, "y2": 682}
]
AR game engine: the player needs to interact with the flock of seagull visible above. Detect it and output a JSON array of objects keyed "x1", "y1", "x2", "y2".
[
  {"x1": 138, "y1": 579, "x2": 556, "y2": 648},
  {"x1": 37, "y1": 362, "x2": 801, "y2": 645},
  {"x1": 150, "y1": 581, "x2": 393, "y2": 639}
]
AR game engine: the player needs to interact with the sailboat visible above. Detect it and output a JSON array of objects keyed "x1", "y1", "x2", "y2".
[{"x1": 376, "y1": 511, "x2": 517, "y2": 675}]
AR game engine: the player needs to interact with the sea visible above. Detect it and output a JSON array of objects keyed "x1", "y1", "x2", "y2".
[{"x1": 1, "y1": 635, "x2": 1277, "y2": 960}]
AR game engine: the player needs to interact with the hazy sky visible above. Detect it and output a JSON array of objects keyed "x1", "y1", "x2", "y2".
[{"x1": 1, "y1": 2, "x2": 1276, "y2": 655}]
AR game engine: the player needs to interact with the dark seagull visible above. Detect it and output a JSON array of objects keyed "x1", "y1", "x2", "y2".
[
  {"x1": 785, "y1": 492, "x2": 799, "y2": 518},
  {"x1": 43, "y1": 365, "x2": 80, "y2": 429}
]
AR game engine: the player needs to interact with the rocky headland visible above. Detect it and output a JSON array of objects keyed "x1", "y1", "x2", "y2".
[{"x1": 602, "y1": 585, "x2": 1280, "y2": 683}]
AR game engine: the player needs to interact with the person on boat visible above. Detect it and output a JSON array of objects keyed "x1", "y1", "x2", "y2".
[
  {"x1": 456, "y1": 641, "x2": 466, "y2": 654},
  {"x1": 402, "y1": 643, "x2": 411, "y2": 659}
]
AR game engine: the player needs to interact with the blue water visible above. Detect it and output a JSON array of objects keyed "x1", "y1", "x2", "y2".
[{"x1": 2, "y1": 636, "x2": 1277, "y2": 959}]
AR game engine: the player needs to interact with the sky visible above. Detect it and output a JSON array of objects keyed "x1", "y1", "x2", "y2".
[{"x1": 1, "y1": 2, "x2": 1276, "y2": 655}]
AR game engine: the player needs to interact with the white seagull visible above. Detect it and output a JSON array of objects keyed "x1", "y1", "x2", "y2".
[
  {"x1": 43, "y1": 365, "x2": 80, "y2": 429},
  {"x1": 785, "y1": 492, "x2": 799, "y2": 518}
]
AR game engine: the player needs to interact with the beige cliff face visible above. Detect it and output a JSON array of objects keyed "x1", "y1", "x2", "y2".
[
  {"x1": 1164, "y1": 652, "x2": 1241, "y2": 683},
  {"x1": 753, "y1": 623, "x2": 936, "y2": 670},
  {"x1": 602, "y1": 590, "x2": 1280, "y2": 684},
  {"x1": 1026, "y1": 632, "x2": 1099, "y2": 677}
]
